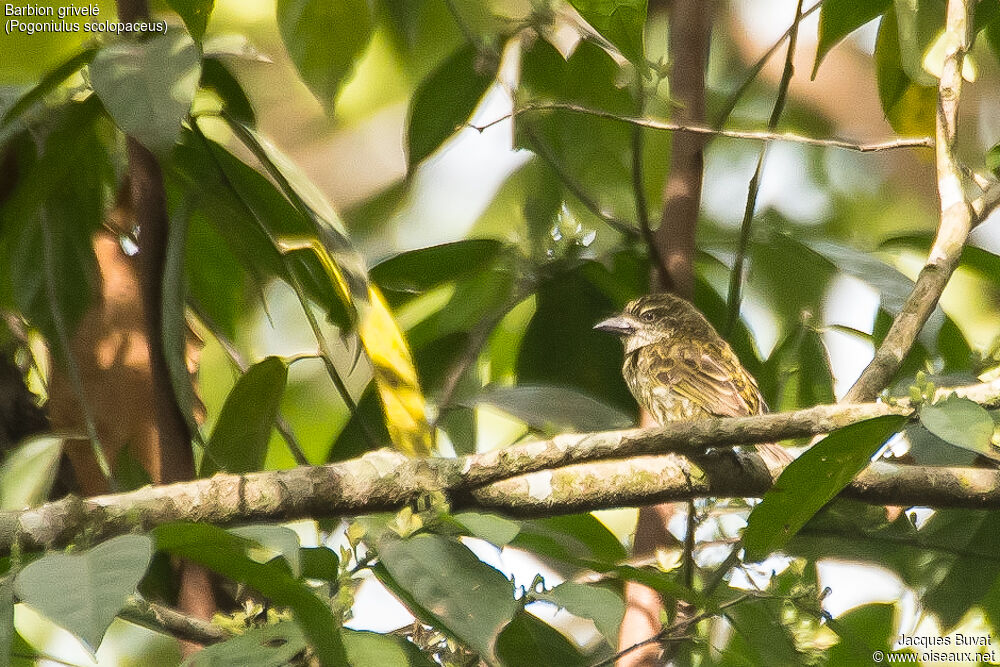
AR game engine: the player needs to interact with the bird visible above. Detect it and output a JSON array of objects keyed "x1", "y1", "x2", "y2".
[{"x1": 594, "y1": 292, "x2": 790, "y2": 469}]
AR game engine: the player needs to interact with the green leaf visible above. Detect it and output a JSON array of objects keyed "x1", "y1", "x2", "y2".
[
  {"x1": 167, "y1": 0, "x2": 214, "y2": 42},
  {"x1": 374, "y1": 532, "x2": 517, "y2": 659},
  {"x1": 370, "y1": 239, "x2": 506, "y2": 306},
  {"x1": 14, "y1": 535, "x2": 153, "y2": 651},
  {"x1": 0, "y1": 45, "x2": 98, "y2": 129},
  {"x1": 827, "y1": 604, "x2": 895, "y2": 666},
  {"x1": 920, "y1": 395, "x2": 996, "y2": 456},
  {"x1": 454, "y1": 512, "x2": 521, "y2": 546},
  {"x1": 761, "y1": 325, "x2": 835, "y2": 412},
  {"x1": 744, "y1": 415, "x2": 907, "y2": 561},
  {"x1": 343, "y1": 630, "x2": 437, "y2": 667},
  {"x1": 408, "y1": 44, "x2": 498, "y2": 167},
  {"x1": 986, "y1": 142, "x2": 1000, "y2": 176},
  {"x1": 874, "y1": 7, "x2": 936, "y2": 136},
  {"x1": 202, "y1": 356, "x2": 288, "y2": 475},
  {"x1": 0, "y1": 435, "x2": 63, "y2": 510},
  {"x1": 568, "y1": 0, "x2": 647, "y2": 64},
  {"x1": 813, "y1": 0, "x2": 891, "y2": 78},
  {"x1": 512, "y1": 514, "x2": 628, "y2": 569},
  {"x1": 153, "y1": 522, "x2": 347, "y2": 666},
  {"x1": 299, "y1": 547, "x2": 339, "y2": 581},
  {"x1": 892, "y1": 0, "x2": 945, "y2": 86},
  {"x1": 469, "y1": 385, "x2": 632, "y2": 434},
  {"x1": 228, "y1": 525, "x2": 302, "y2": 577},
  {"x1": 536, "y1": 581, "x2": 624, "y2": 646},
  {"x1": 725, "y1": 597, "x2": 803, "y2": 665},
  {"x1": 0, "y1": 576, "x2": 14, "y2": 666},
  {"x1": 185, "y1": 621, "x2": 306, "y2": 667},
  {"x1": 200, "y1": 57, "x2": 255, "y2": 126},
  {"x1": 90, "y1": 31, "x2": 201, "y2": 153},
  {"x1": 494, "y1": 610, "x2": 586, "y2": 667},
  {"x1": 276, "y1": 0, "x2": 373, "y2": 107}
]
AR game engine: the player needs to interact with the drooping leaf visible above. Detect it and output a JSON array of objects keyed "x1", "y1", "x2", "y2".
[
  {"x1": 90, "y1": 30, "x2": 201, "y2": 153},
  {"x1": 374, "y1": 532, "x2": 518, "y2": 659},
  {"x1": 154, "y1": 522, "x2": 347, "y2": 665},
  {"x1": 874, "y1": 7, "x2": 936, "y2": 136},
  {"x1": 14, "y1": 535, "x2": 154, "y2": 651},
  {"x1": 0, "y1": 45, "x2": 97, "y2": 129},
  {"x1": 920, "y1": 395, "x2": 996, "y2": 456},
  {"x1": 827, "y1": 603, "x2": 895, "y2": 667},
  {"x1": 535, "y1": 581, "x2": 624, "y2": 646},
  {"x1": 408, "y1": 44, "x2": 498, "y2": 167},
  {"x1": 167, "y1": 0, "x2": 214, "y2": 42},
  {"x1": 199, "y1": 57, "x2": 255, "y2": 126},
  {"x1": 568, "y1": 0, "x2": 647, "y2": 64},
  {"x1": 512, "y1": 514, "x2": 628, "y2": 570},
  {"x1": 744, "y1": 416, "x2": 907, "y2": 561},
  {"x1": 202, "y1": 356, "x2": 288, "y2": 475},
  {"x1": 814, "y1": 0, "x2": 892, "y2": 78},
  {"x1": 276, "y1": 0, "x2": 373, "y2": 107},
  {"x1": 494, "y1": 610, "x2": 587, "y2": 667},
  {"x1": 185, "y1": 621, "x2": 306, "y2": 667},
  {"x1": 469, "y1": 384, "x2": 632, "y2": 434},
  {"x1": 0, "y1": 435, "x2": 63, "y2": 510}
]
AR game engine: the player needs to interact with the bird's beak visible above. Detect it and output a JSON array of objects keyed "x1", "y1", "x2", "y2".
[{"x1": 594, "y1": 314, "x2": 635, "y2": 336}]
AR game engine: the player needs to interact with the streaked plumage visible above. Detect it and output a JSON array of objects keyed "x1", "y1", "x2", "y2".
[{"x1": 595, "y1": 293, "x2": 789, "y2": 467}]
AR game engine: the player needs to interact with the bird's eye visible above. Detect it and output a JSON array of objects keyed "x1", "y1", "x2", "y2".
[{"x1": 640, "y1": 311, "x2": 656, "y2": 322}]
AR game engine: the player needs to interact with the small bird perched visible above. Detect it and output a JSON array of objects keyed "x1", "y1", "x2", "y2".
[{"x1": 594, "y1": 292, "x2": 790, "y2": 469}]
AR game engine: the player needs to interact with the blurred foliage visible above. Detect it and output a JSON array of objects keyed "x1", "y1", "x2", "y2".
[{"x1": 1, "y1": 0, "x2": 1000, "y2": 664}]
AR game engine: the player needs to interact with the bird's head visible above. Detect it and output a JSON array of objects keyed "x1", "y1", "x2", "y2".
[{"x1": 594, "y1": 292, "x2": 711, "y2": 355}]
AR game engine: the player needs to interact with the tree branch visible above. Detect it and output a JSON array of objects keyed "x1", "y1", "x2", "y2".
[
  {"x1": 843, "y1": 0, "x2": 973, "y2": 403},
  {"x1": 3, "y1": 378, "x2": 998, "y2": 554}
]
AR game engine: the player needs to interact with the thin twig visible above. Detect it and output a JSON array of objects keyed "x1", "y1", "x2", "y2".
[
  {"x1": 121, "y1": 598, "x2": 230, "y2": 645},
  {"x1": 726, "y1": 0, "x2": 807, "y2": 334},
  {"x1": 630, "y1": 86, "x2": 672, "y2": 286},
  {"x1": 843, "y1": 0, "x2": 973, "y2": 403},
  {"x1": 470, "y1": 103, "x2": 934, "y2": 153}
]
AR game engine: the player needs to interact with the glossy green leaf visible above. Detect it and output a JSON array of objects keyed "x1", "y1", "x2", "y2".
[
  {"x1": 90, "y1": 31, "x2": 201, "y2": 153},
  {"x1": 0, "y1": 435, "x2": 63, "y2": 510},
  {"x1": 14, "y1": 535, "x2": 153, "y2": 651},
  {"x1": 343, "y1": 630, "x2": 437, "y2": 667},
  {"x1": 276, "y1": 0, "x2": 373, "y2": 106},
  {"x1": 375, "y1": 532, "x2": 517, "y2": 659},
  {"x1": 185, "y1": 621, "x2": 306, "y2": 667},
  {"x1": 568, "y1": 0, "x2": 647, "y2": 64},
  {"x1": 827, "y1": 604, "x2": 895, "y2": 666},
  {"x1": 874, "y1": 8, "x2": 936, "y2": 136},
  {"x1": 920, "y1": 395, "x2": 996, "y2": 456},
  {"x1": 408, "y1": 44, "x2": 498, "y2": 167},
  {"x1": 745, "y1": 415, "x2": 907, "y2": 561},
  {"x1": 536, "y1": 581, "x2": 624, "y2": 646},
  {"x1": 200, "y1": 57, "x2": 255, "y2": 126},
  {"x1": 814, "y1": 0, "x2": 891, "y2": 77},
  {"x1": 469, "y1": 385, "x2": 632, "y2": 434},
  {"x1": 154, "y1": 522, "x2": 347, "y2": 665},
  {"x1": 370, "y1": 239, "x2": 506, "y2": 305},
  {"x1": 167, "y1": 0, "x2": 214, "y2": 42},
  {"x1": 202, "y1": 356, "x2": 288, "y2": 475},
  {"x1": 494, "y1": 610, "x2": 586, "y2": 667}
]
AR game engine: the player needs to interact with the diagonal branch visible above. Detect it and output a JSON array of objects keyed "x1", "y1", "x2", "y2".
[
  {"x1": 843, "y1": 0, "x2": 973, "y2": 403},
  {"x1": 3, "y1": 378, "x2": 999, "y2": 554}
]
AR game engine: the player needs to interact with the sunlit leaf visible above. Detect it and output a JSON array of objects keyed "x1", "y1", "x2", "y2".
[
  {"x1": 827, "y1": 604, "x2": 895, "y2": 666},
  {"x1": 920, "y1": 395, "x2": 996, "y2": 456},
  {"x1": 0, "y1": 435, "x2": 63, "y2": 510},
  {"x1": 874, "y1": 8, "x2": 936, "y2": 136},
  {"x1": 568, "y1": 0, "x2": 647, "y2": 64},
  {"x1": 343, "y1": 630, "x2": 437, "y2": 667},
  {"x1": 90, "y1": 31, "x2": 201, "y2": 153}
]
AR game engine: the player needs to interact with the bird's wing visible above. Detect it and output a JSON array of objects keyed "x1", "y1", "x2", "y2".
[{"x1": 652, "y1": 345, "x2": 764, "y2": 418}]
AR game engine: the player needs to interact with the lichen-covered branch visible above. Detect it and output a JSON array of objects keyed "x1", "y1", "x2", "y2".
[{"x1": 1, "y1": 378, "x2": 998, "y2": 553}]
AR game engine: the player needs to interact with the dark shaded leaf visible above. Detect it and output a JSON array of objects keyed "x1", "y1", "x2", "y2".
[
  {"x1": 827, "y1": 604, "x2": 895, "y2": 666},
  {"x1": 725, "y1": 597, "x2": 803, "y2": 665},
  {"x1": 495, "y1": 610, "x2": 587, "y2": 667},
  {"x1": 167, "y1": 0, "x2": 214, "y2": 42},
  {"x1": 370, "y1": 239, "x2": 506, "y2": 306},
  {"x1": 202, "y1": 356, "x2": 288, "y2": 475},
  {"x1": 512, "y1": 514, "x2": 627, "y2": 570},
  {"x1": 186, "y1": 621, "x2": 306, "y2": 667},
  {"x1": 874, "y1": 8, "x2": 936, "y2": 136},
  {"x1": 200, "y1": 57, "x2": 255, "y2": 126},
  {"x1": 760, "y1": 325, "x2": 835, "y2": 412},
  {"x1": 745, "y1": 416, "x2": 907, "y2": 560},
  {"x1": 407, "y1": 44, "x2": 498, "y2": 167},
  {"x1": 568, "y1": 0, "x2": 647, "y2": 64},
  {"x1": 0, "y1": 45, "x2": 98, "y2": 129}
]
